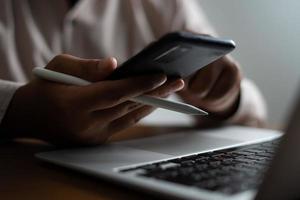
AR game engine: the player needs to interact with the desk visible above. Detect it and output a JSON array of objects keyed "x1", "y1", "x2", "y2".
[{"x1": 0, "y1": 125, "x2": 193, "y2": 200}]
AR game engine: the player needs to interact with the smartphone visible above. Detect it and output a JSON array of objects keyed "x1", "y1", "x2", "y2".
[{"x1": 109, "y1": 31, "x2": 235, "y2": 80}]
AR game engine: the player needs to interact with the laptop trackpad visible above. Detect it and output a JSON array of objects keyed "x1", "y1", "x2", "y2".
[{"x1": 119, "y1": 130, "x2": 240, "y2": 156}]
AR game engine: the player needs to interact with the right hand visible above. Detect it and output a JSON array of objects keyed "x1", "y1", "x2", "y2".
[{"x1": 1, "y1": 54, "x2": 184, "y2": 146}]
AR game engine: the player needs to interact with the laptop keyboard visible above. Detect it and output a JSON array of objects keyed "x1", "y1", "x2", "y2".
[{"x1": 119, "y1": 138, "x2": 281, "y2": 195}]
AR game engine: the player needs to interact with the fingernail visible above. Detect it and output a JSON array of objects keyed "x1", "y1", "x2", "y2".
[
  {"x1": 99, "y1": 57, "x2": 118, "y2": 70},
  {"x1": 171, "y1": 79, "x2": 185, "y2": 91},
  {"x1": 150, "y1": 74, "x2": 167, "y2": 86},
  {"x1": 108, "y1": 57, "x2": 118, "y2": 69}
]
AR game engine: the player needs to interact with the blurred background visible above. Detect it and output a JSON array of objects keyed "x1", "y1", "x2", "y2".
[{"x1": 142, "y1": 0, "x2": 300, "y2": 128}]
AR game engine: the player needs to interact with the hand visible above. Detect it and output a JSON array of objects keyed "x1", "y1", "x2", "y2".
[
  {"x1": 1, "y1": 54, "x2": 184, "y2": 146},
  {"x1": 178, "y1": 56, "x2": 242, "y2": 126}
]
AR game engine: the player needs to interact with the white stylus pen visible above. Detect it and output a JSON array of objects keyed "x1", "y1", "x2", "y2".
[{"x1": 32, "y1": 68, "x2": 208, "y2": 115}]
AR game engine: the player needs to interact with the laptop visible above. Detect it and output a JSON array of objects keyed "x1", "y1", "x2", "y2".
[{"x1": 36, "y1": 92, "x2": 300, "y2": 199}]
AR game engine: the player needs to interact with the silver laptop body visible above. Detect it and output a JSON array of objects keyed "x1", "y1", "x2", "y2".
[{"x1": 36, "y1": 93, "x2": 300, "y2": 200}]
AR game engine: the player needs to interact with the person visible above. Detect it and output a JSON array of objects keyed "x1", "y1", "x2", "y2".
[{"x1": 0, "y1": 0, "x2": 266, "y2": 145}]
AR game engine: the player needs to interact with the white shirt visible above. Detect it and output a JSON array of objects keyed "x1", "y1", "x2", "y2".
[{"x1": 0, "y1": 0, "x2": 266, "y2": 127}]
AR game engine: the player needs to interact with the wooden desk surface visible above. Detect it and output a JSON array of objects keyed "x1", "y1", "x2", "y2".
[{"x1": 0, "y1": 125, "x2": 194, "y2": 200}]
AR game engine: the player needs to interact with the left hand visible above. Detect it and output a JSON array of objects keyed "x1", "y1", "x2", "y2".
[{"x1": 177, "y1": 56, "x2": 242, "y2": 125}]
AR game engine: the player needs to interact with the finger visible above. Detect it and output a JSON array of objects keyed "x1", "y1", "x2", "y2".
[
  {"x1": 104, "y1": 105, "x2": 155, "y2": 139},
  {"x1": 204, "y1": 62, "x2": 242, "y2": 108},
  {"x1": 146, "y1": 78, "x2": 184, "y2": 98},
  {"x1": 47, "y1": 54, "x2": 117, "y2": 82},
  {"x1": 90, "y1": 79, "x2": 183, "y2": 122},
  {"x1": 181, "y1": 59, "x2": 241, "y2": 112},
  {"x1": 83, "y1": 105, "x2": 155, "y2": 145},
  {"x1": 187, "y1": 57, "x2": 225, "y2": 98},
  {"x1": 91, "y1": 101, "x2": 143, "y2": 122},
  {"x1": 76, "y1": 74, "x2": 167, "y2": 110}
]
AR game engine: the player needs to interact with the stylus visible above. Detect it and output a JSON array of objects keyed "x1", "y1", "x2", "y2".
[{"x1": 32, "y1": 68, "x2": 208, "y2": 115}]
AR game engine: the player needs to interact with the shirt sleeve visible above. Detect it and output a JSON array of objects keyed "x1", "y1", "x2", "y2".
[
  {"x1": 227, "y1": 79, "x2": 267, "y2": 127},
  {"x1": 0, "y1": 80, "x2": 23, "y2": 124}
]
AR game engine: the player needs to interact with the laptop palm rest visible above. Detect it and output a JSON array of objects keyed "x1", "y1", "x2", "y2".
[
  {"x1": 36, "y1": 126, "x2": 281, "y2": 171},
  {"x1": 118, "y1": 130, "x2": 238, "y2": 156}
]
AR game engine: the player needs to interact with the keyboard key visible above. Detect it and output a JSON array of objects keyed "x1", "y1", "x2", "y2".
[{"x1": 121, "y1": 138, "x2": 281, "y2": 195}]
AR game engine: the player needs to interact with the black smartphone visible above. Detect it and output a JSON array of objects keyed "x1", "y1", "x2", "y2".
[{"x1": 109, "y1": 31, "x2": 235, "y2": 80}]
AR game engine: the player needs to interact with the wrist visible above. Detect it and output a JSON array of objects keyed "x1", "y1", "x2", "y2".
[
  {"x1": 0, "y1": 84, "x2": 34, "y2": 139},
  {"x1": 213, "y1": 90, "x2": 241, "y2": 119},
  {"x1": 0, "y1": 81, "x2": 24, "y2": 140}
]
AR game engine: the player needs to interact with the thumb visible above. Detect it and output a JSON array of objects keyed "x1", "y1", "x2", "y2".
[{"x1": 46, "y1": 54, "x2": 117, "y2": 82}]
